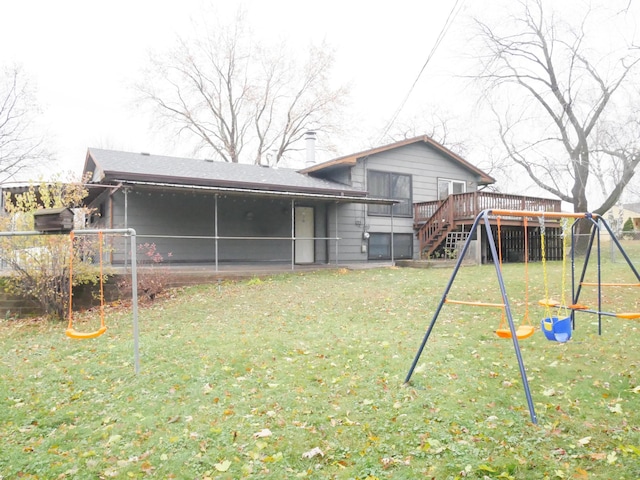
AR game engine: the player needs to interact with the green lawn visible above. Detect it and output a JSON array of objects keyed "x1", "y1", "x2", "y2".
[{"x1": 1, "y1": 247, "x2": 639, "y2": 479}]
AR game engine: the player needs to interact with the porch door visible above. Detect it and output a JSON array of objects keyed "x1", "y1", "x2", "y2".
[{"x1": 295, "y1": 206, "x2": 314, "y2": 264}]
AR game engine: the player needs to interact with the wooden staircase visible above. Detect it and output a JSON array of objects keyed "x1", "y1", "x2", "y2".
[{"x1": 415, "y1": 195, "x2": 457, "y2": 258}]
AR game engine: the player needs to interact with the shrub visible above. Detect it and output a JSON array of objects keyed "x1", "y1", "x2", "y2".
[
  {"x1": 622, "y1": 217, "x2": 634, "y2": 232},
  {"x1": 0, "y1": 176, "x2": 100, "y2": 319},
  {"x1": 117, "y1": 242, "x2": 172, "y2": 302}
]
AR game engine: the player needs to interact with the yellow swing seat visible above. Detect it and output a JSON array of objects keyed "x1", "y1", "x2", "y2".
[
  {"x1": 495, "y1": 324, "x2": 535, "y2": 340},
  {"x1": 66, "y1": 325, "x2": 107, "y2": 340}
]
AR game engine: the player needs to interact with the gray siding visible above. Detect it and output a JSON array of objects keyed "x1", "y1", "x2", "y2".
[
  {"x1": 327, "y1": 202, "x2": 368, "y2": 263},
  {"x1": 326, "y1": 143, "x2": 481, "y2": 261}
]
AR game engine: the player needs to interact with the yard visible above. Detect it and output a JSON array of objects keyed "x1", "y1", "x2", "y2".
[{"x1": 1, "y1": 242, "x2": 639, "y2": 479}]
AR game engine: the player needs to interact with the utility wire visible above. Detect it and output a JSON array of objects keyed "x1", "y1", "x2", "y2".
[{"x1": 377, "y1": 0, "x2": 465, "y2": 143}]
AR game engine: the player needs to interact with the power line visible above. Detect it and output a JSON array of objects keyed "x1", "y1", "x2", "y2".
[{"x1": 377, "y1": 0, "x2": 465, "y2": 142}]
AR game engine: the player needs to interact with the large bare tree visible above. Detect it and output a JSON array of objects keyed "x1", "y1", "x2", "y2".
[
  {"x1": 473, "y1": 0, "x2": 640, "y2": 216},
  {"x1": 138, "y1": 12, "x2": 348, "y2": 165},
  {"x1": 0, "y1": 66, "x2": 50, "y2": 183}
]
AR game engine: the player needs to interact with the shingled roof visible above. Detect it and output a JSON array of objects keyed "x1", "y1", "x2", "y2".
[{"x1": 84, "y1": 148, "x2": 366, "y2": 197}]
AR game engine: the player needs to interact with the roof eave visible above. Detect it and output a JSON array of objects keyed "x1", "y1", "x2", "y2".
[
  {"x1": 98, "y1": 171, "x2": 367, "y2": 198},
  {"x1": 111, "y1": 179, "x2": 397, "y2": 204}
]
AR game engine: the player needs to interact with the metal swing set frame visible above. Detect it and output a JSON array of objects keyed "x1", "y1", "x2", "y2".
[{"x1": 404, "y1": 209, "x2": 640, "y2": 424}]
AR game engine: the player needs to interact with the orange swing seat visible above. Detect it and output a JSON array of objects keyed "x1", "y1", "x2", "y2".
[
  {"x1": 495, "y1": 324, "x2": 535, "y2": 340},
  {"x1": 66, "y1": 231, "x2": 107, "y2": 340},
  {"x1": 493, "y1": 217, "x2": 535, "y2": 341},
  {"x1": 66, "y1": 325, "x2": 107, "y2": 340}
]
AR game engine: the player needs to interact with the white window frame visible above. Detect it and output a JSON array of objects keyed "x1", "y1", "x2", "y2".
[{"x1": 438, "y1": 178, "x2": 466, "y2": 200}]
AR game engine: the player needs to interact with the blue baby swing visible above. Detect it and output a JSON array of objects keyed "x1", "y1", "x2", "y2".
[{"x1": 539, "y1": 218, "x2": 572, "y2": 343}]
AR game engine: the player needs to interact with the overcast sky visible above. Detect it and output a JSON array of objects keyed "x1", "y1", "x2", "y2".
[
  {"x1": 0, "y1": 1, "x2": 484, "y2": 176},
  {"x1": 1, "y1": 0, "x2": 638, "y2": 204}
]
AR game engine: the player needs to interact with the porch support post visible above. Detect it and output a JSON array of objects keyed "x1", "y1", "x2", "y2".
[
  {"x1": 291, "y1": 199, "x2": 295, "y2": 271},
  {"x1": 124, "y1": 187, "x2": 129, "y2": 268},
  {"x1": 335, "y1": 202, "x2": 339, "y2": 265},
  {"x1": 390, "y1": 207, "x2": 395, "y2": 264},
  {"x1": 214, "y1": 194, "x2": 219, "y2": 272},
  {"x1": 129, "y1": 229, "x2": 140, "y2": 375}
]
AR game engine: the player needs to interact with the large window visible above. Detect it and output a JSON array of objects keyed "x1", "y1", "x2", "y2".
[
  {"x1": 368, "y1": 233, "x2": 413, "y2": 260},
  {"x1": 368, "y1": 171, "x2": 412, "y2": 216}
]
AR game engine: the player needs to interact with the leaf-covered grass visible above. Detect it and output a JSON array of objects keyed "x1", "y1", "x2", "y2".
[{"x1": 1, "y1": 245, "x2": 639, "y2": 479}]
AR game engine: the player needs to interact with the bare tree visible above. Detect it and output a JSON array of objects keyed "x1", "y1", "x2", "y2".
[
  {"x1": 378, "y1": 110, "x2": 469, "y2": 157},
  {"x1": 0, "y1": 66, "x2": 50, "y2": 183},
  {"x1": 473, "y1": 0, "x2": 640, "y2": 217},
  {"x1": 138, "y1": 12, "x2": 348, "y2": 165}
]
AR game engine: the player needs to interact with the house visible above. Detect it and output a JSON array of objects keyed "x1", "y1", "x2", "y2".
[
  {"x1": 606, "y1": 203, "x2": 640, "y2": 239},
  {"x1": 81, "y1": 135, "x2": 562, "y2": 267}
]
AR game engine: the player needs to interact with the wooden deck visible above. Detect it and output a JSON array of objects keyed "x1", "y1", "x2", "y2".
[
  {"x1": 414, "y1": 192, "x2": 562, "y2": 258},
  {"x1": 414, "y1": 191, "x2": 561, "y2": 224}
]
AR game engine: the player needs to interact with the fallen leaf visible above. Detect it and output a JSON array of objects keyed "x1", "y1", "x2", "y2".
[
  {"x1": 254, "y1": 428, "x2": 272, "y2": 439},
  {"x1": 302, "y1": 447, "x2": 324, "y2": 459},
  {"x1": 573, "y1": 467, "x2": 588, "y2": 479},
  {"x1": 608, "y1": 404, "x2": 623, "y2": 414},
  {"x1": 214, "y1": 460, "x2": 232, "y2": 472},
  {"x1": 578, "y1": 436, "x2": 591, "y2": 446},
  {"x1": 478, "y1": 464, "x2": 496, "y2": 472}
]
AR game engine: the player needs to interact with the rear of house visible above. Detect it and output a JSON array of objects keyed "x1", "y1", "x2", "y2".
[
  {"x1": 81, "y1": 136, "x2": 561, "y2": 267},
  {"x1": 301, "y1": 136, "x2": 495, "y2": 262}
]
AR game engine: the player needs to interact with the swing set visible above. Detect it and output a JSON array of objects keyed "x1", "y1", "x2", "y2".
[
  {"x1": 404, "y1": 209, "x2": 640, "y2": 424},
  {"x1": 0, "y1": 227, "x2": 142, "y2": 374}
]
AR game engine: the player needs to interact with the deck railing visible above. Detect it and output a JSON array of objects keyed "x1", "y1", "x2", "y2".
[{"x1": 414, "y1": 192, "x2": 562, "y2": 224}]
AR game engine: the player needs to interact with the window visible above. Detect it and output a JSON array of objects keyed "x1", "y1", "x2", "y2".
[
  {"x1": 438, "y1": 178, "x2": 467, "y2": 200},
  {"x1": 438, "y1": 178, "x2": 466, "y2": 200},
  {"x1": 368, "y1": 233, "x2": 413, "y2": 260},
  {"x1": 368, "y1": 171, "x2": 412, "y2": 216}
]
